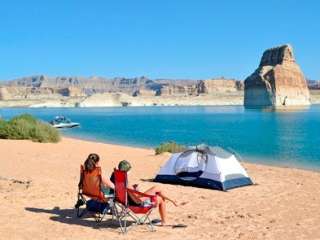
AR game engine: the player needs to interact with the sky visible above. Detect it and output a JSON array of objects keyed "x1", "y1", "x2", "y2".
[{"x1": 0, "y1": 0, "x2": 319, "y2": 81}]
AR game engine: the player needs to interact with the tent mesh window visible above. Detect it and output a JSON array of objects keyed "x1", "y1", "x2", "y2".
[{"x1": 174, "y1": 150, "x2": 208, "y2": 180}]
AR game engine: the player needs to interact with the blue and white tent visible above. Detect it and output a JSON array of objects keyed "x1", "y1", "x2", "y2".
[{"x1": 154, "y1": 146, "x2": 253, "y2": 191}]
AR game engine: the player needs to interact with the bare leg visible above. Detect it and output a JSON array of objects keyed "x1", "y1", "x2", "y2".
[
  {"x1": 137, "y1": 185, "x2": 177, "y2": 225},
  {"x1": 157, "y1": 197, "x2": 167, "y2": 224},
  {"x1": 144, "y1": 186, "x2": 178, "y2": 206}
]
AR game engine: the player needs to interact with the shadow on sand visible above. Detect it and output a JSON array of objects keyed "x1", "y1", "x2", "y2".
[
  {"x1": 25, "y1": 206, "x2": 134, "y2": 230},
  {"x1": 140, "y1": 178, "x2": 154, "y2": 182}
]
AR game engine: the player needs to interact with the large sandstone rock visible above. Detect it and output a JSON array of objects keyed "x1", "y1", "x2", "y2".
[{"x1": 244, "y1": 44, "x2": 310, "y2": 107}]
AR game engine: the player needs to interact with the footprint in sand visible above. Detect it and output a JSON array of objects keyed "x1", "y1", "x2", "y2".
[
  {"x1": 180, "y1": 201, "x2": 188, "y2": 206},
  {"x1": 187, "y1": 214, "x2": 198, "y2": 219}
]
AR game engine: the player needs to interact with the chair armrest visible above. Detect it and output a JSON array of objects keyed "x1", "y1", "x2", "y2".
[
  {"x1": 127, "y1": 189, "x2": 158, "y2": 206},
  {"x1": 127, "y1": 188, "x2": 156, "y2": 198}
]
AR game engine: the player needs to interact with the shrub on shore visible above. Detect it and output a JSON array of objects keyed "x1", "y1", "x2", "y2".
[
  {"x1": 155, "y1": 141, "x2": 186, "y2": 155},
  {"x1": 0, "y1": 114, "x2": 60, "y2": 143}
]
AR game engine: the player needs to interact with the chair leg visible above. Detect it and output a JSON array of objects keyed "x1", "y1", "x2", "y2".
[
  {"x1": 75, "y1": 194, "x2": 87, "y2": 218},
  {"x1": 123, "y1": 214, "x2": 127, "y2": 234},
  {"x1": 139, "y1": 210, "x2": 155, "y2": 231},
  {"x1": 94, "y1": 213, "x2": 101, "y2": 223},
  {"x1": 112, "y1": 204, "x2": 156, "y2": 233},
  {"x1": 98, "y1": 207, "x2": 109, "y2": 222},
  {"x1": 76, "y1": 205, "x2": 87, "y2": 218},
  {"x1": 94, "y1": 212, "x2": 105, "y2": 223},
  {"x1": 114, "y1": 204, "x2": 126, "y2": 234},
  {"x1": 111, "y1": 205, "x2": 116, "y2": 221},
  {"x1": 128, "y1": 211, "x2": 140, "y2": 224},
  {"x1": 145, "y1": 213, "x2": 155, "y2": 232},
  {"x1": 117, "y1": 207, "x2": 136, "y2": 234}
]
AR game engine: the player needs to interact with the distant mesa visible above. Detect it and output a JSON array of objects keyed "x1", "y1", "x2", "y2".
[
  {"x1": 1, "y1": 50, "x2": 318, "y2": 108},
  {"x1": 132, "y1": 87, "x2": 157, "y2": 97},
  {"x1": 197, "y1": 78, "x2": 243, "y2": 94},
  {"x1": 0, "y1": 75, "x2": 242, "y2": 100},
  {"x1": 244, "y1": 44, "x2": 310, "y2": 108},
  {"x1": 0, "y1": 87, "x2": 11, "y2": 100}
]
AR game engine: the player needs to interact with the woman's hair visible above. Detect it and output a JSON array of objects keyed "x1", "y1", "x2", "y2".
[
  {"x1": 84, "y1": 153, "x2": 100, "y2": 172},
  {"x1": 118, "y1": 160, "x2": 131, "y2": 172}
]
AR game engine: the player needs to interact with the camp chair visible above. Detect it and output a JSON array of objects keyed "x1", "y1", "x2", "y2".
[
  {"x1": 112, "y1": 169, "x2": 157, "y2": 233},
  {"x1": 75, "y1": 165, "x2": 112, "y2": 222}
]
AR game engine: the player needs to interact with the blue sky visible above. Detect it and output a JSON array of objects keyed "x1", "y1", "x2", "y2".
[{"x1": 0, "y1": 0, "x2": 319, "y2": 81}]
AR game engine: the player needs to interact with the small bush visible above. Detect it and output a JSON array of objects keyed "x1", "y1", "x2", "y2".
[
  {"x1": 0, "y1": 119, "x2": 9, "y2": 139},
  {"x1": 0, "y1": 114, "x2": 60, "y2": 143},
  {"x1": 155, "y1": 141, "x2": 186, "y2": 155}
]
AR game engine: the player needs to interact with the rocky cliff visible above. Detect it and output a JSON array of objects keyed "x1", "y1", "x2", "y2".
[
  {"x1": 197, "y1": 79, "x2": 243, "y2": 94},
  {"x1": 244, "y1": 44, "x2": 310, "y2": 107},
  {"x1": 0, "y1": 87, "x2": 11, "y2": 100},
  {"x1": 1, "y1": 75, "x2": 242, "y2": 99}
]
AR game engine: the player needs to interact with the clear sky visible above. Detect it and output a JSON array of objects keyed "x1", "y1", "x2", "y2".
[{"x1": 0, "y1": 0, "x2": 319, "y2": 81}]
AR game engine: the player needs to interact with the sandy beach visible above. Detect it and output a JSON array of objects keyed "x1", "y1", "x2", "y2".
[{"x1": 0, "y1": 137, "x2": 319, "y2": 240}]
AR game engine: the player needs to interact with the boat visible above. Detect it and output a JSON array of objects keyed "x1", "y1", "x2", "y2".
[{"x1": 50, "y1": 116, "x2": 80, "y2": 128}]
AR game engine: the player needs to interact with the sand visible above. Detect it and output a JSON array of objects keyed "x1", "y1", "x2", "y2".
[{"x1": 0, "y1": 137, "x2": 319, "y2": 240}]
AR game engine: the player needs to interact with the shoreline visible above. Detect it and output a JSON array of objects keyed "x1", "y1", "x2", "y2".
[
  {"x1": 2, "y1": 103, "x2": 320, "y2": 108},
  {"x1": 0, "y1": 89, "x2": 320, "y2": 108},
  {"x1": 1, "y1": 102, "x2": 320, "y2": 110},
  {"x1": 64, "y1": 136, "x2": 320, "y2": 173},
  {"x1": 2, "y1": 135, "x2": 320, "y2": 173}
]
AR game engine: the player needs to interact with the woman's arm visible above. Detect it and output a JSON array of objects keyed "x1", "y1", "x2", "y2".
[
  {"x1": 127, "y1": 190, "x2": 143, "y2": 204},
  {"x1": 101, "y1": 175, "x2": 114, "y2": 189}
]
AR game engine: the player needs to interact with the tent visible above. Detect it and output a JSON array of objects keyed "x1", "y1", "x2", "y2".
[{"x1": 154, "y1": 145, "x2": 253, "y2": 191}]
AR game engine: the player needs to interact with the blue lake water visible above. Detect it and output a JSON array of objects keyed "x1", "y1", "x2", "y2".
[{"x1": 1, "y1": 106, "x2": 320, "y2": 170}]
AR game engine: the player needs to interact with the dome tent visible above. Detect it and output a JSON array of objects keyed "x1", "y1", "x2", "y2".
[{"x1": 154, "y1": 145, "x2": 253, "y2": 191}]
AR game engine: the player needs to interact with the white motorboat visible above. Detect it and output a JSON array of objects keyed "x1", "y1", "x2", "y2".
[{"x1": 50, "y1": 116, "x2": 80, "y2": 128}]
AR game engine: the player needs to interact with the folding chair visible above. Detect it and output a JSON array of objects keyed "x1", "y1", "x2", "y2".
[
  {"x1": 112, "y1": 169, "x2": 157, "y2": 233},
  {"x1": 75, "y1": 165, "x2": 112, "y2": 222}
]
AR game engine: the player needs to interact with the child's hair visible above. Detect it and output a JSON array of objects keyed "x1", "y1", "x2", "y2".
[
  {"x1": 118, "y1": 160, "x2": 132, "y2": 172},
  {"x1": 84, "y1": 153, "x2": 100, "y2": 172}
]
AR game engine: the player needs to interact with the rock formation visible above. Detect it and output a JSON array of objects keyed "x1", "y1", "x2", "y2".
[
  {"x1": 197, "y1": 79, "x2": 240, "y2": 94},
  {"x1": 1, "y1": 75, "x2": 246, "y2": 98},
  {"x1": 244, "y1": 44, "x2": 310, "y2": 107},
  {"x1": 0, "y1": 87, "x2": 11, "y2": 100},
  {"x1": 57, "y1": 87, "x2": 85, "y2": 97},
  {"x1": 132, "y1": 87, "x2": 157, "y2": 97},
  {"x1": 160, "y1": 84, "x2": 198, "y2": 96}
]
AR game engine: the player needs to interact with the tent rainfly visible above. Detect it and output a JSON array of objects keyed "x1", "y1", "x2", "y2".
[{"x1": 154, "y1": 145, "x2": 253, "y2": 191}]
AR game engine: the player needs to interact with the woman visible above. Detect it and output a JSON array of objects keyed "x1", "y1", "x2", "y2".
[
  {"x1": 111, "y1": 160, "x2": 177, "y2": 226},
  {"x1": 83, "y1": 153, "x2": 114, "y2": 192}
]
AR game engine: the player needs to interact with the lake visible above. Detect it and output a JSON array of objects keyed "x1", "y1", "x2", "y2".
[{"x1": 1, "y1": 106, "x2": 320, "y2": 170}]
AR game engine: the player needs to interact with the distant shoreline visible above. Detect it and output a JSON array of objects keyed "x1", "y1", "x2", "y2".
[{"x1": 1, "y1": 89, "x2": 319, "y2": 108}]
